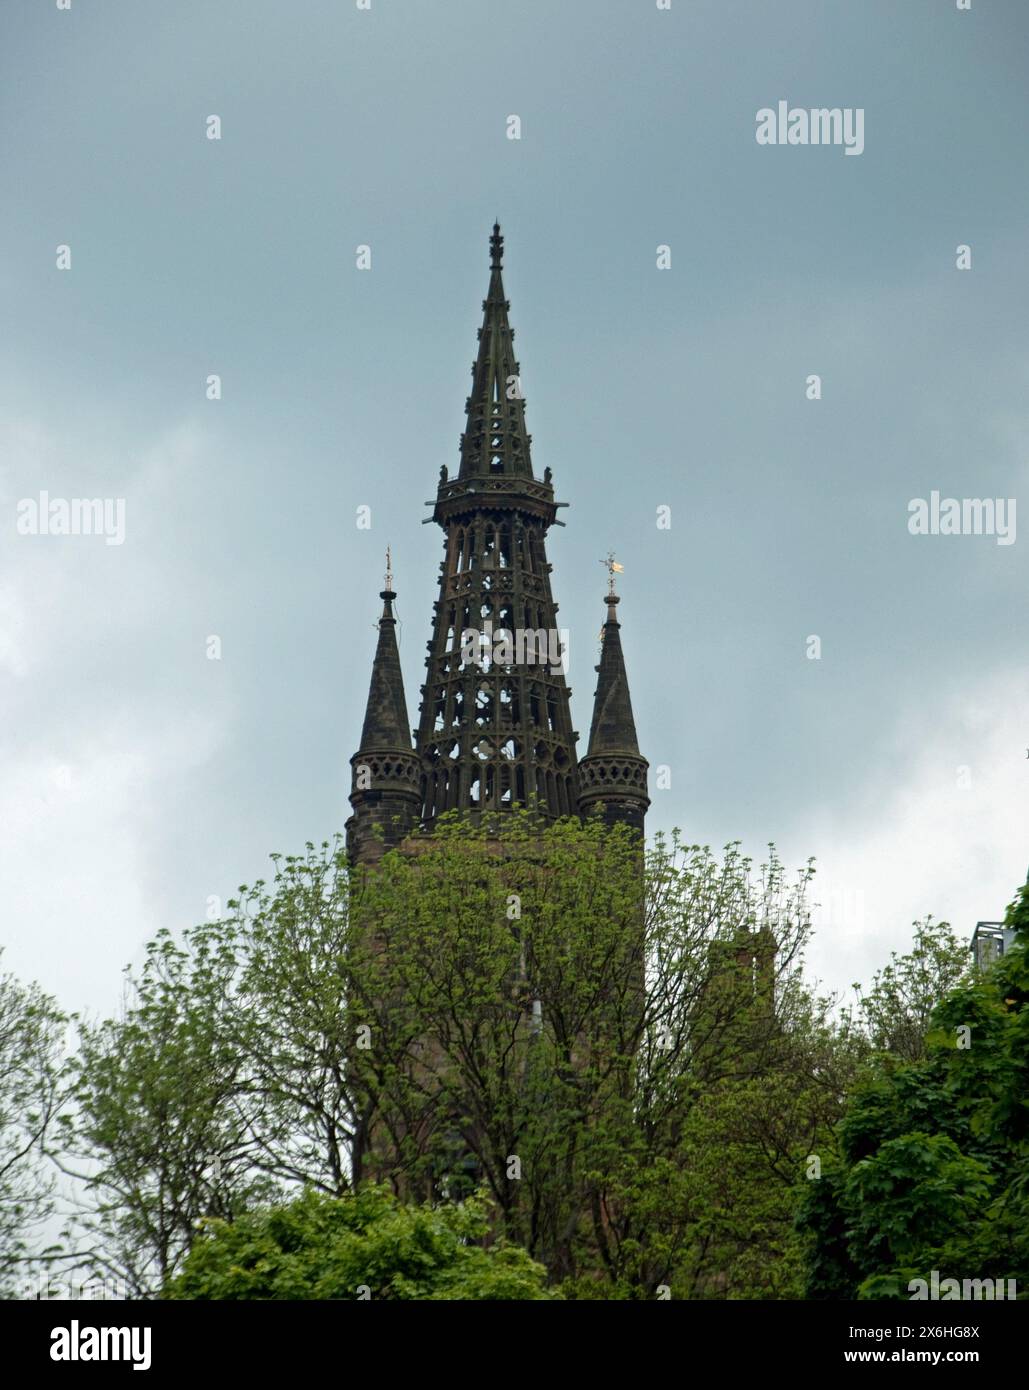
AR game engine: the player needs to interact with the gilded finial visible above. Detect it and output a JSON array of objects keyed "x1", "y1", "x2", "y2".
[{"x1": 600, "y1": 551, "x2": 624, "y2": 597}]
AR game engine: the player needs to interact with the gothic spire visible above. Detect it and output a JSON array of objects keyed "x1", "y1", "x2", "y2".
[
  {"x1": 458, "y1": 222, "x2": 534, "y2": 481},
  {"x1": 416, "y1": 226, "x2": 579, "y2": 823},
  {"x1": 358, "y1": 582, "x2": 411, "y2": 749},
  {"x1": 346, "y1": 558, "x2": 421, "y2": 862},
  {"x1": 577, "y1": 565, "x2": 649, "y2": 832}
]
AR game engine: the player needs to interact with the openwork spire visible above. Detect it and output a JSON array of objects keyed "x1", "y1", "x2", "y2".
[
  {"x1": 458, "y1": 222, "x2": 533, "y2": 481},
  {"x1": 416, "y1": 226, "x2": 579, "y2": 822}
]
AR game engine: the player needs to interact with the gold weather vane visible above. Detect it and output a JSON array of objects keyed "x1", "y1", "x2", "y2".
[
  {"x1": 599, "y1": 551, "x2": 624, "y2": 596},
  {"x1": 597, "y1": 553, "x2": 625, "y2": 653}
]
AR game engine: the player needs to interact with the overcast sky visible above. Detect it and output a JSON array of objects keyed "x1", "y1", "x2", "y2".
[{"x1": 2, "y1": 0, "x2": 1027, "y2": 1021}]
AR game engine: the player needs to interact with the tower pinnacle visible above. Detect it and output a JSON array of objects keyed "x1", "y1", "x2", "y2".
[
  {"x1": 346, "y1": 567, "x2": 421, "y2": 862},
  {"x1": 578, "y1": 570, "x2": 649, "y2": 833}
]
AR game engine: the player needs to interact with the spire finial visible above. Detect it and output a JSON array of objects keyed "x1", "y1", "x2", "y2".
[
  {"x1": 489, "y1": 221, "x2": 504, "y2": 269},
  {"x1": 384, "y1": 545, "x2": 393, "y2": 591},
  {"x1": 600, "y1": 551, "x2": 624, "y2": 598}
]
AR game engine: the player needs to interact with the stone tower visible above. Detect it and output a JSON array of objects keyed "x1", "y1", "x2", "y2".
[{"x1": 346, "y1": 225, "x2": 648, "y2": 860}]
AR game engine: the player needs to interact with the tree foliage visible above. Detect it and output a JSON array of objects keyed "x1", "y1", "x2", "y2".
[
  {"x1": 68, "y1": 930, "x2": 276, "y2": 1296},
  {"x1": 0, "y1": 955, "x2": 68, "y2": 1295},
  {"x1": 851, "y1": 917, "x2": 972, "y2": 1063},
  {"x1": 68, "y1": 811, "x2": 852, "y2": 1297},
  {"x1": 165, "y1": 1185, "x2": 554, "y2": 1301},
  {"x1": 798, "y1": 877, "x2": 1029, "y2": 1299}
]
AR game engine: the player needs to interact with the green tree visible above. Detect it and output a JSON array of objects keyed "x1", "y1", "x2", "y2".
[
  {"x1": 191, "y1": 845, "x2": 363, "y2": 1197},
  {"x1": 165, "y1": 1185, "x2": 555, "y2": 1300},
  {"x1": 346, "y1": 815, "x2": 846, "y2": 1296},
  {"x1": 72, "y1": 811, "x2": 852, "y2": 1298},
  {"x1": 852, "y1": 917, "x2": 972, "y2": 1062},
  {"x1": 68, "y1": 928, "x2": 276, "y2": 1297},
  {"x1": 798, "y1": 876, "x2": 1029, "y2": 1299},
  {"x1": 0, "y1": 956, "x2": 68, "y2": 1295}
]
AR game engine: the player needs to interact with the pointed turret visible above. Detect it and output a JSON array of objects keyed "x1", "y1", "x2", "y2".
[
  {"x1": 359, "y1": 586, "x2": 411, "y2": 749},
  {"x1": 577, "y1": 563, "x2": 649, "y2": 833},
  {"x1": 346, "y1": 556, "x2": 422, "y2": 864}
]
